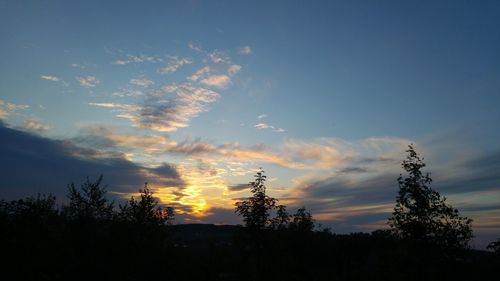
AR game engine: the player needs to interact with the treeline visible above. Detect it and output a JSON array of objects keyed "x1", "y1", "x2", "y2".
[{"x1": 0, "y1": 146, "x2": 499, "y2": 280}]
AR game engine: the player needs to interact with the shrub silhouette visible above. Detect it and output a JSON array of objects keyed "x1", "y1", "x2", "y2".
[
  {"x1": 487, "y1": 238, "x2": 500, "y2": 254},
  {"x1": 119, "y1": 182, "x2": 174, "y2": 225}
]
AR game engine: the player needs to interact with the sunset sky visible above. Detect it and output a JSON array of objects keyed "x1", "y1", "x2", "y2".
[{"x1": 1, "y1": 0, "x2": 499, "y2": 248}]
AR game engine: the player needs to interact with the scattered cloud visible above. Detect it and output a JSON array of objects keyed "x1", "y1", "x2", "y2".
[
  {"x1": 187, "y1": 66, "x2": 211, "y2": 82},
  {"x1": 188, "y1": 43, "x2": 204, "y2": 53},
  {"x1": 0, "y1": 99, "x2": 29, "y2": 120},
  {"x1": 159, "y1": 57, "x2": 193, "y2": 74},
  {"x1": 227, "y1": 64, "x2": 242, "y2": 76},
  {"x1": 93, "y1": 83, "x2": 220, "y2": 133},
  {"x1": 22, "y1": 118, "x2": 50, "y2": 131},
  {"x1": 238, "y1": 46, "x2": 252, "y2": 55},
  {"x1": 112, "y1": 54, "x2": 163, "y2": 65},
  {"x1": 209, "y1": 50, "x2": 229, "y2": 64},
  {"x1": 129, "y1": 78, "x2": 154, "y2": 87},
  {"x1": 71, "y1": 63, "x2": 85, "y2": 69},
  {"x1": 40, "y1": 75, "x2": 61, "y2": 82},
  {"x1": 76, "y1": 76, "x2": 99, "y2": 88},
  {"x1": 112, "y1": 89, "x2": 144, "y2": 97},
  {"x1": 254, "y1": 122, "x2": 285, "y2": 133},
  {"x1": 257, "y1": 114, "x2": 267, "y2": 120},
  {"x1": 200, "y1": 75, "x2": 231, "y2": 89}
]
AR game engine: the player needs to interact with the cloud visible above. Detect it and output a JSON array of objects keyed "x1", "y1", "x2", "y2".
[
  {"x1": 238, "y1": 46, "x2": 252, "y2": 55},
  {"x1": 209, "y1": 50, "x2": 229, "y2": 64},
  {"x1": 71, "y1": 63, "x2": 85, "y2": 69},
  {"x1": 129, "y1": 78, "x2": 154, "y2": 87},
  {"x1": 200, "y1": 75, "x2": 230, "y2": 89},
  {"x1": 112, "y1": 89, "x2": 144, "y2": 97},
  {"x1": 254, "y1": 123, "x2": 272, "y2": 129},
  {"x1": 22, "y1": 118, "x2": 50, "y2": 131},
  {"x1": 257, "y1": 114, "x2": 267, "y2": 120},
  {"x1": 76, "y1": 76, "x2": 99, "y2": 88},
  {"x1": 254, "y1": 122, "x2": 285, "y2": 133},
  {"x1": 227, "y1": 183, "x2": 249, "y2": 192},
  {"x1": 112, "y1": 54, "x2": 163, "y2": 65},
  {"x1": 88, "y1": 102, "x2": 140, "y2": 111},
  {"x1": 187, "y1": 66, "x2": 211, "y2": 82},
  {"x1": 227, "y1": 64, "x2": 242, "y2": 76},
  {"x1": 0, "y1": 124, "x2": 183, "y2": 200},
  {"x1": 40, "y1": 75, "x2": 61, "y2": 82},
  {"x1": 159, "y1": 57, "x2": 193, "y2": 74},
  {"x1": 0, "y1": 99, "x2": 29, "y2": 120},
  {"x1": 188, "y1": 43, "x2": 204, "y2": 53},
  {"x1": 94, "y1": 84, "x2": 220, "y2": 133}
]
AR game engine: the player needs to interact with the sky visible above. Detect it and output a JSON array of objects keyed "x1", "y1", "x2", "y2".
[{"x1": 1, "y1": 0, "x2": 499, "y2": 249}]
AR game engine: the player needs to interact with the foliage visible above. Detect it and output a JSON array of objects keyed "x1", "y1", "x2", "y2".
[
  {"x1": 235, "y1": 169, "x2": 278, "y2": 229},
  {"x1": 389, "y1": 145, "x2": 473, "y2": 249},
  {"x1": 269, "y1": 204, "x2": 290, "y2": 230},
  {"x1": 119, "y1": 183, "x2": 174, "y2": 225},
  {"x1": 0, "y1": 194, "x2": 58, "y2": 222},
  {"x1": 63, "y1": 175, "x2": 115, "y2": 221},
  {"x1": 289, "y1": 207, "x2": 315, "y2": 232}
]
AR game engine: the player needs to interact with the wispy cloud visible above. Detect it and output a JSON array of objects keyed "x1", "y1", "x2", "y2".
[
  {"x1": 159, "y1": 57, "x2": 193, "y2": 74},
  {"x1": 40, "y1": 75, "x2": 61, "y2": 82},
  {"x1": 209, "y1": 50, "x2": 229, "y2": 64},
  {"x1": 129, "y1": 78, "x2": 154, "y2": 87},
  {"x1": 71, "y1": 63, "x2": 85, "y2": 69},
  {"x1": 22, "y1": 118, "x2": 50, "y2": 131},
  {"x1": 92, "y1": 83, "x2": 220, "y2": 133},
  {"x1": 0, "y1": 99, "x2": 29, "y2": 120},
  {"x1": 254, "y1": 114, "x2": 285, "y2": 133},
  {"x1": 112, "y1": 89, "x2": 144, "y2": 97},
  {"x1": 257, "y1": 114, "x2": 267, "y2": 120},
  {"x1": 188, "y1": 43, "x2": 204, "y2": 53},
  {"x1": 200, "y1": 75, "x2": 230, "y2": 89},
  {"x1": 238, "y1": 46, "x2": 252, "y2": 55},
  {"x1": 188, "y1": 66, "x2": 211, "y2": 82},
  {"x1": 112, "y1": 54, "x2": 163, "y2": 65},
  {"x1": 76, "y1": 76, "x2": 99, "y2": 88},
  {"x1": 227, "y1": 64, "x2": 242, "y2": 76}
]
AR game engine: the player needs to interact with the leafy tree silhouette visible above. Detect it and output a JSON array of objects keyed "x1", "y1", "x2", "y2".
[
  {"x1": 119, "y1": 182, "x2": 174, "y2": 225},
  {"x1": 0, "y1": 194, "x2": 59, "y2": 222},
  {"x1": 63, "y1": 175, "x2": 114, "y2": 221},
  {"x1": 269, "y1": 204, "x2": 290, "y2": 230},
  {"x1": 235, "y1": 169, "x2": 278, "y2": 230},
  {"x1": 289, "y1": 207, "x2": 315, "y2": 232},
  {"x1": 389, "y1": 144, "x2": 473, "y2": 249}
]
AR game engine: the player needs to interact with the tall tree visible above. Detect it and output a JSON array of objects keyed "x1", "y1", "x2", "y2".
[
  {"x1": 235, "y1": 169, "x2": 278, "y2": 230},
  {"x1": 389, "y1": 145, "x2": 473, "y2": 249},
  {"x1": 119, "y1": 183, "x2": 174, "y2": 225},
  {"x1": 63, "y1": 175, "x2": 114, "y2": 221}
]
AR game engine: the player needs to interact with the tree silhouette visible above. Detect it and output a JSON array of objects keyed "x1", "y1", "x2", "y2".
[
  {"x1": 0, "y1": 194, "x2": 58, "y2": 222},
  {"x1": 63, "y1": 175, "x2": 114, "y2": 221},
  {"x1": 235, "y1": 169, "x2": 278, "y2": 229},
  {"x1": 289, "y1": 207, "x2": 315, "y2": 232},
  {"x1": 270, "y1": 204, "x2": 290, "y2": 230},
  {"x1": 389, "y1": 145, "x2": 473, "y2": 249},
  {"x1": 119, "y1": 182, "x2": 174, "y2": 225}
]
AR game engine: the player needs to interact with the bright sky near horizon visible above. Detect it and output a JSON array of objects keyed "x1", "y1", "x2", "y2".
[{"x1": 1, "y1": 0, "x2": 499, "y2": 248}]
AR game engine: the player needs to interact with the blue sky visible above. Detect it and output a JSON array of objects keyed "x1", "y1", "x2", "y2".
[{"x1": 1, "y1": 0, "x2": 499, "y2": 248}]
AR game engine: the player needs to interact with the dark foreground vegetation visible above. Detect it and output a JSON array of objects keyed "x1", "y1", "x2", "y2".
[{"x1": 1, "y1": 145, "x2": 499, "y2": 280}]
